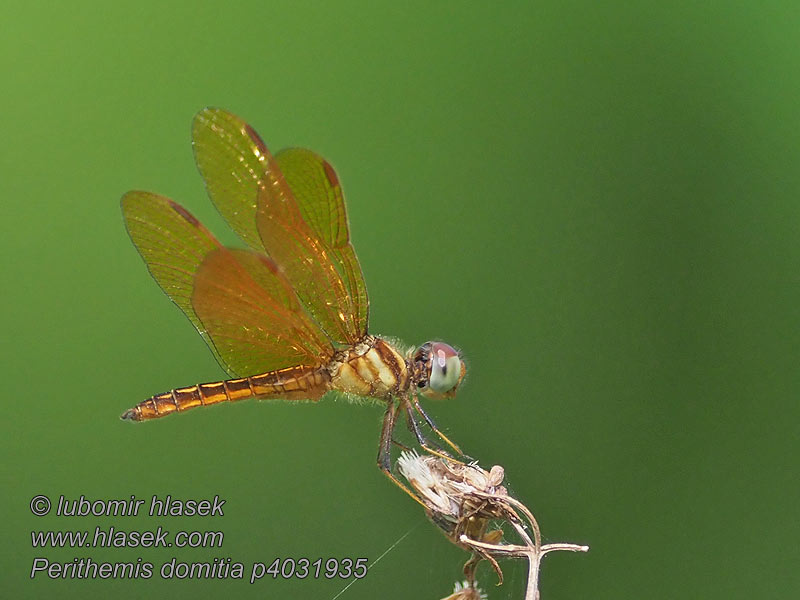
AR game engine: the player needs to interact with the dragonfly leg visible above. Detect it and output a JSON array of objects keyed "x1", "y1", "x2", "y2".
[
  {"x1": 412, "y1": 395, "x2": 464, "y2": 456},
  {"x1": 377, "y1": 397, "x2": 427, "y2": 508},
  {"x1": 403, "y1": 402, "x2": 457, "y2": 462},
  {"x1": 391, "y1": 438, "x2": 413, "y2": 451}
]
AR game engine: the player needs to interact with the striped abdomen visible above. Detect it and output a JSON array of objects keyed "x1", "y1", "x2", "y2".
[
  {"x1": 121, "y1": 365, "x2": 330, "y2": 421},
  {"x1": 331, "y1": 338, "x2": 410, "y2": 398}
]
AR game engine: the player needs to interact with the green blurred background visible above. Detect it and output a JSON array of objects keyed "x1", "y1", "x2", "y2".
[{"x1": 2, "y1": 1, "x2": 798, "y2": 598}]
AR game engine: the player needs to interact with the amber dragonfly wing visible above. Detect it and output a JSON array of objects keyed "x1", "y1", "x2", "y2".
[
  {"x1": 275, "y1": 147, "x2": 369, "y2": 341},
  {"x1": 192, "y1": 108, "x2": 368, "y2": 346},
  {"x1": 121, "y1": 191, "x2": 333, "y2": 377}
]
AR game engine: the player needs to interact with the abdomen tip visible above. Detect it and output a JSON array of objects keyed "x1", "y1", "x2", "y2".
[{"x1": 120, "y1": 409, "x2": 140, "y2": 421}]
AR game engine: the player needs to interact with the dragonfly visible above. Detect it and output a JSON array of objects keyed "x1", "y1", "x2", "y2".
[{"x1": 120, "y1": 108, "x2": 466, "y2": 491}]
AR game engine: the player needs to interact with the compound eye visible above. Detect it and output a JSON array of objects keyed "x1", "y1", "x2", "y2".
[{"x1": 428, "y1": 342, "x2": 461, "y2": 394}]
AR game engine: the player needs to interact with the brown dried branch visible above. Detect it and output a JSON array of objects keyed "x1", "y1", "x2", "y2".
[{"x1": 397, "y1": 451, "x2": 588, "y2": 599}]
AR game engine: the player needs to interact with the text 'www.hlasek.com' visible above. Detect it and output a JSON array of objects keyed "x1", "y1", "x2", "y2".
[{"x1": 28, "y1": 494, "x2": 368, "y2": 584}]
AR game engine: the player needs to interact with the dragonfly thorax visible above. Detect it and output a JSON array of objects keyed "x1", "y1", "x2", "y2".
[{"x1": 328, "y1": 336, "x2": 411, "y2": 399}]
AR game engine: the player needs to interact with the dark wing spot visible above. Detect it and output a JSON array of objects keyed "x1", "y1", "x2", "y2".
[
  {"x1": 168, "y1": 200, "x2": 200, "y2": 226},
  {"x1": 256, "y1": 254, "x2": 280, "y2": 275},
  {"x1": 322, "y1": 160, "x2": 340, "y2": 188},
  {"x1": 244, "y1": 123, "x2": 271, "y2": 158}
]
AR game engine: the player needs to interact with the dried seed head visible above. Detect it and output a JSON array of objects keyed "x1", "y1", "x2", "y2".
[
  {"x1": 397, "y1": 450, "x2": 508, "y2": 521},
  {"x1": 396, "y1": 450, "x2": 460, "y2": 515},
  {"x1": 397, "y1": 452, "x2": 589, "y2": 600},
  {"x1": 439, "y1": 580, "x2": 487, "y2": 600},
  {"x1": 398, "y1": 450, "x2": 519, "y2": 585}
]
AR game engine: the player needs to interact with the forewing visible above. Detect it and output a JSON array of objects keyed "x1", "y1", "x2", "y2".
[
  {"x1": 192, "y1": 107, "x2": 364, "y2": 344},
  {"x1": 276, "y1": 148, "x2": 369, "y2": 339},
  {"x1": 254, "y1": 172, "x2": 357, "y2": 345},
  {"x1": 192, "y1": 107, "x2": 267, "y2": 252}
]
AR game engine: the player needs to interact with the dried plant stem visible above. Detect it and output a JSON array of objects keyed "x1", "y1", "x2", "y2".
[
  {"x1": 460, "y1": 519, "x2": 588, "y2": 600},
  {"x1": 397, "y1": 451, "x2": 588, "y2": 599},
  {"x1": 458, "y1": 488, "x2": 587, "y2": 599}
]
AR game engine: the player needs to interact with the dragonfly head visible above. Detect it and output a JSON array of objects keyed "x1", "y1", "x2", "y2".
[{"x1": 414, "y1": 341, "x2": 466, "y2": 399}]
